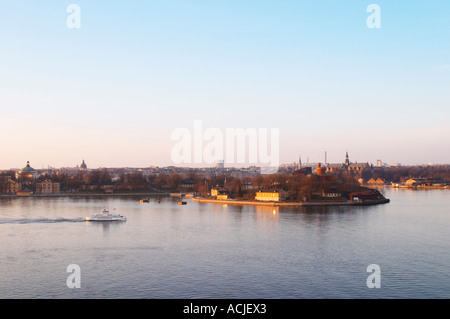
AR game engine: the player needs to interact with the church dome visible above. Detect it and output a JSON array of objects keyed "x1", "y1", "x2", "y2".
[
  {"x1": 80, "y1": 159, "x2": 87, "y2": 170},
  {"x1": 20, "y1": 161, "x2": 36, "y2": 173},
  {"x1": 17, "y1": 161, "x2": 39, "y2": 181}
]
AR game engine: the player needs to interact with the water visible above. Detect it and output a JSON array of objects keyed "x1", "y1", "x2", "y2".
[{"x1": 0, "y1": 188, "x2": 448, "y2": 299}]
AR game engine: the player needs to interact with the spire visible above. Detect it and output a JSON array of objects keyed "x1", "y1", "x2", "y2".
[{"x1": 345, "y1": 151, "x2": 350, "y2": 166}]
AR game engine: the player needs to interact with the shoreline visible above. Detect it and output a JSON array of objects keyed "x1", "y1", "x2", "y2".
[
  {"x1": 0, "y1": 192, "x2": 171, "y2": 198},
  {"x1": 192, "y1": 197, "x2": 390, "y2": 207},
  {"x1": 367, "y1": 185, "x2": 449, "y2": 190}
]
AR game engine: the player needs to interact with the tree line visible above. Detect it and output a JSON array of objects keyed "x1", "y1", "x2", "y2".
[
  {"x1": 360, "y1": 165, "x2": 450, "y2": 183},
  {"x1": 2, "y1": 164, "x2": 447, "y2": 195}
]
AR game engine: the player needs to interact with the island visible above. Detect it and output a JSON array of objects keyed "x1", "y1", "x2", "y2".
[
  {"x1": 192, "y1": 185, "x2": 389, "y2": 207},
  {"x1": 192, "y1": 191, "x2": 390, "y2": 207},
  {"x1": 191, "y1": 164, "x2": 390, "y2": 207}
]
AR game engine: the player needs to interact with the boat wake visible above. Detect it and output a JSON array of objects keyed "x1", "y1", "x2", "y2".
[{"x1": 0, "y1": 217, "x2": 86, "y2": 224}]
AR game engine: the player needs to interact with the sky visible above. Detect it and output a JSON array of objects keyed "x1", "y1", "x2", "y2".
[{"x1": 1, "y1": 0, "x2": 449, "y2": 169}]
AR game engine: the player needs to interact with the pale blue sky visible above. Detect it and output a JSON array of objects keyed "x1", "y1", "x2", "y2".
[{"x1": 1, "y1": 1, "x2": 449, "y2": 169}]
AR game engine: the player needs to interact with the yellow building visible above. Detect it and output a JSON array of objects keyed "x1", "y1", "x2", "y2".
[
  {"x1": 17, "y1": 191, "x2": 31, "y2": 196},
  {"x1": 367, "y1": 178, "x2": 385, "y2": 185},
  {"x1": 211, "y1": 188, "x2": 219, "y2": 197},
  {"x1": 211, "y1": 187, "x2": 229, "y2": 198},
  {"x1": 255, "y1": 191, "x2": 286, "y2": 202}
]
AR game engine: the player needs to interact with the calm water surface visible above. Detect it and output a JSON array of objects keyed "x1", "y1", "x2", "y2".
[{"x1": 0, "y1": 188, "x2": 448, "y2": 299}]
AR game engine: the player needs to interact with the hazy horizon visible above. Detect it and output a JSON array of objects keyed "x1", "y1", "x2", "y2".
[{"x1": 1, "y1": 1, "x2": 449, "y2": 169}]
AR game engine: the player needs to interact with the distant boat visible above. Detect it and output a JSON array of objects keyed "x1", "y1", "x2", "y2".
[
  {"x1": 177, "y1": 191, "x2": 187, "y2": 205},
  {"x1": 86, "y1": 209, "x2": 127, "y2": 222},
  {"x1": 140, "y1": 198, "x2": 150, "y2": 203}
]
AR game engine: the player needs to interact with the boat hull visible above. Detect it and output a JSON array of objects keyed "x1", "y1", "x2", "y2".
[{"x1": 86, "y1": 217, "x2": 127, "y2": 222}]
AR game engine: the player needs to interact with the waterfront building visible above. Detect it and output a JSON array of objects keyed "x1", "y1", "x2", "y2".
[
  {"x1": 405, "y1": 178, "x2": 447, "y2": 187},
  {"x1": 16, "y1": 191, "x2": 31, "y2": 196},
  {"x1": 35, "y1": 181, "x2": 61, "y2": 194},
  {"x1": 367, "y1": 178, "x2": 385, "y2": 185},
  {"x1": 211, "y1": 187, "x2": 229, "y2": 197},
  {"x1": 6, "y1": 179, "x2": 22, "y2": 194},
  {"x1": 405, "y1": 178, "x2": 426, "y2": 187},
  {"x1": 255, "y1": 190, "x2": 287, "y2": 202},
  {"x1": 0, "y1": 176, "x2": 22, "y2": 194}
]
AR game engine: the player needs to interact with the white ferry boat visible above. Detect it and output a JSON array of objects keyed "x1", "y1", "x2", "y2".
[{"x1": 85, "y1": 209, "x2": 127, "y2": 222}]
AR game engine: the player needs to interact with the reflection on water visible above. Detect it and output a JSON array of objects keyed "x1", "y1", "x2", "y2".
[
  {"x1": 87, "y1": 220, "x2": 127, "y2": 233},
  {"x1": 0, "y1": 189, "x2": 448, "y2": 299}
]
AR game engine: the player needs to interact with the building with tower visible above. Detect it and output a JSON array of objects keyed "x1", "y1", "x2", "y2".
[
  {"x1": 80, "y1": 159, "x2": 88, "y2": 171},
  {"x1": 325, "y1": 152, "x2": 371, "y2": 174},
  {"x1": 344, "y1": 151, "x2": 350, "y2": 167},
  {"x1": 16, "y1": 161, "x2": 39, "y2": 182}
]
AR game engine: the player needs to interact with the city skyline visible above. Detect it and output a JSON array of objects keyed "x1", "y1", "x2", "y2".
[
  {"x1": 1, "y1": 1, "x2": 449, "y2": 169},
  {"x1": 0, "y1": 152, "x2": 438, "y2": 171}
]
